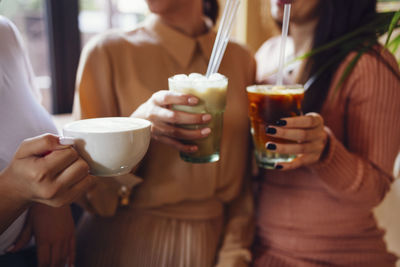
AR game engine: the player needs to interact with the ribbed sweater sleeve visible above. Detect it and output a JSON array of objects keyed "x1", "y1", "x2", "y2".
[{"x1": 310, "y1": 51, "x2": 400, "y2": 207}]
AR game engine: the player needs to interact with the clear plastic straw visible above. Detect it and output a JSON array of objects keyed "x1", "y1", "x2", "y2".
[
  {"x1": 211, "y1": 0, "x2": 240, "y2": 75},
  {"x1": 206, "y1": 0, "x2": 240, "y2": 77},
  {"x1": 276, "y1": 3, "x2": 291, "y2": 86}
]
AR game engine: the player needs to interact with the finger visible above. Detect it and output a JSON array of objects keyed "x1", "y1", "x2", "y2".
[
  {"x1": 53, "y1": 158, "x2": 90, "y2": 193},
  {"x1": 277, "y1": 113, "x2": 324, "y2": 129},
  {"x1": 274, "y1": 154, "x2": 320, "y2": 171},
  {"x1": 40, "y1": 147, "x2": 80, "y2": 179},
  {"x1": 152, "y1": 123, "x2": 211, "y2": 141},
  {"x1": 152, "y1": 134, "x2": 198, "y2": 153},
  {"x1": 54, "y1": 175, "x2": 97, "y2": 206},
  {"x1": 149, "y1": 106, "x2": 211, "y2": 125},
  {"x1": 265, "y1": 126, "x2": 325, "y2": 143},
  {"x1": 266, "y1": 140, "x2": 325, "y2": 155},
  {"x1": 151, "y1": 90, "x2": 199, "y2": 106},
  {"x1": 16, "y1": 134, "x2": 71, "y2": 159},
  {"x1": 37, "y1": 244, "x2": 51, "y2": 267},
  {"x1": 9, "y1": 217, "x2": 33, "y2": 252},
  {"x1": 68, "y1": 236, "x2": 76, "y2": 267}
]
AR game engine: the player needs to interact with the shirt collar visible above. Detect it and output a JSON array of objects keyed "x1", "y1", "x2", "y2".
[{"x1": 145, "y1": 15, "x2": 216, "y2": 69}]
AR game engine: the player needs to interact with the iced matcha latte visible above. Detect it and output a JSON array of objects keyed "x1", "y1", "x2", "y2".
[{"x1": 168, "y1": 73, "x2": 228, "y2": 163}]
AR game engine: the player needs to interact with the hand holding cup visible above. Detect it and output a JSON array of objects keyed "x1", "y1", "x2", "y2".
[
  {"x1": 131, "y1": 90, "x2": 212, "y2": 153},
  {"x1": 0, "y1": 134, "x2": 95, "y2": 208},
  {"x1": 265, "y1": 112, "x2": 328, "y2": 170}
]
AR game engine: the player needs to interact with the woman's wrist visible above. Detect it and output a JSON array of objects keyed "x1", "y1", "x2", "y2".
[
  {"x1": 0, "y1": 169, "x2": 31, "y2": 208},
  {"x1": 0, "y1": 170, "x2": 32, "y2": 234}
]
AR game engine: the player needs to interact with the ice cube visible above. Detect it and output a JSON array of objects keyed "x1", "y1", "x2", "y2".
[
  {"x1": 173, "y1": 74, "x2": 188, "y2": 81},
  {"x1": 209, "y1": 73, "x2": 225, "y2": 81},
  {"x1": 188, "y1": 73, "x2": 205, "y2": 81}
]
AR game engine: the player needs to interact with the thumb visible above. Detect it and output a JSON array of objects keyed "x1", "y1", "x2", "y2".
[
  {"x1": 8, "y1": 215, "x2": 33, "y2": 252},
  {"x1": 15, "y1": 134, "x2": 71, "y2": 159}
]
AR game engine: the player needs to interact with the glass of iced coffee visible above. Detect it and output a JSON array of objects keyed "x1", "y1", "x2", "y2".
[
  {"x1": 168, "y1": 73, "x2": 228, "y2": 163},
  {"x1": 247, "y1": 85, "x2": 305, "y2": 169}
]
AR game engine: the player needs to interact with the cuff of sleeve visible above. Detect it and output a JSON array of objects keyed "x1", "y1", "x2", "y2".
[
  {"x1": 314, "y1": 126, "x2": 336, "y2": 167},
  {"x1": 215, "y1": 251, "x2": 251, "y2": 267},
  {"x1": 308, "y1": 127, "x2": 362, "y2": 193}
]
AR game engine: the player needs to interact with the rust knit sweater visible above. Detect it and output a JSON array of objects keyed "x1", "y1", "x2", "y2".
[{"x1": 254, "y1": 49, "x2": 400, "y2": 267}]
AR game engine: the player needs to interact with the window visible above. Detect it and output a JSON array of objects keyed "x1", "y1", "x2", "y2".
[
  {"x1": 377, "y1": 0, "x2": 400, "y2": 12},
  {"x1": 0, "y1": 0, "x2": 149, "y2": 114},
  {"x1": 79, "y1": 0, "x2": 149, "y2": 47}
]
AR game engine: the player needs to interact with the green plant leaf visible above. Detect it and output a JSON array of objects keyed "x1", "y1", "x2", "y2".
[
  {"x1": 292, "y1": 12, "x2": 395, "y2": 63},
  {"x1": 291, "y1": 10, "x2": 400, "y2": 104},
  {"x1": 331, "y1": 47, "x2": 368, "y2": 98},
  {"x1": 368, "y1": 46, "x2": 400, "y2": 81},
  {"x1": 384, "y1": 10, "x2": 400, "y2": 48},
  {"x1": 304, "y1": 48, "x2": 350, "y2": 90},
  {"x1": 388, "y1": 34, "x2": 400, "y2": 53}
]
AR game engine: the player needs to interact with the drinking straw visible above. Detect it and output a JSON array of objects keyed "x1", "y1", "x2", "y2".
[
  {"x1": 276, "y1": 3, "x2": 291, "y2": 86},
  {"x1": 206, "y1": 0, "x2": 240, "y2": 77}
]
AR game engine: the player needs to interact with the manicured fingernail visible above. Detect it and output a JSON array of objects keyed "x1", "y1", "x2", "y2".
[
  {"x1": 188, "y1": 97, "x2": 198, "y2": 104},
  {"x1": 6, "y1": 244, "x2": 15, "y2": 252},
  {"x1": 266, "y1": 127, "x2": 277, "y2": 134},
  {"x1": 201, "y1": 128, "x2": 211, "y2": 135},
  {"x1": 276, "y1": 120, "x2": 287, "y2": 126},
  {"x1": 59, "y1": 137, "x2": 75, "y2": 145},
  {"x1": 275, "y1": 165, "x2": 283, "y2": 170},
  {"x1": 266, "y1": 143, "x2": 276, "y2": 150},
  {"x1": 202, "y1": 114, "x2": 212, "y2": 122}
]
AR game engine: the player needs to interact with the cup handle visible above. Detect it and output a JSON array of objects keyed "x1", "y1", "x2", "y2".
[{"x1": 59, "y1": 136, "x2": 75, "y2": 145}]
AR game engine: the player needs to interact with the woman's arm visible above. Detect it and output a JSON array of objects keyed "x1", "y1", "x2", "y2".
[
  {"x1": 215, "y1": 174, "x2": 254, "y2": 267},
  {"x1": 0, "y1": 177, "x2": 30, "y2": 235},
  {"x1": 215, "y1": 48, "x2": 257, "y2": 267},
  {"x1": 310, "y1": 52, "x2": 400, "y2": 206}
]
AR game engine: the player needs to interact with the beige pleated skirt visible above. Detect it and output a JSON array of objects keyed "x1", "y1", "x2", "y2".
[{"x1": 76, "y1": 205, "x2": 224, "y2": 267}]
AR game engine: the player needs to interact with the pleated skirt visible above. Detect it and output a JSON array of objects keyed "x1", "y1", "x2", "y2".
[
  {"x1": 253, "y1": 247, "x2": 397, "y2": 267},
  {"x1": 76, "y1": 208, "x2": 223, "y2": 267}
]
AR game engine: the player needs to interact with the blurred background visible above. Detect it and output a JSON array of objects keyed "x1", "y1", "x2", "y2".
[{"x1": 0, "y1": 0, "x2": 399, "y2": 265}]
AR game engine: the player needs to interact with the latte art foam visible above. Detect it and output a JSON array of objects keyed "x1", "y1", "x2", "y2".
[
  {"x1": 247, "y1": 84, "x2": 304, "y2": 95},
  {"x1": 64, "y1": 117, "x2": 149, "y2": 133}
]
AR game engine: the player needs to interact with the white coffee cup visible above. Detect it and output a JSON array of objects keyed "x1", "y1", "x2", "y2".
[{"x1": 63, "y1": 117, "x2": 151, "y2": 177}]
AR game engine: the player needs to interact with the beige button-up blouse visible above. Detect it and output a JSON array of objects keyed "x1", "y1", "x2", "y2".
[{"x1": 74, "y1": 15, "x2": 256, "y2": 265}]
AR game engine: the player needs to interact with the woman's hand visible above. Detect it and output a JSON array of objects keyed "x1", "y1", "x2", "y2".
[
  {"x1": 1, "y1": 134, "x2": 96, "y2": 207},
  {"x1": 9, "y1": 205, "x2": 75, "y2": 267},
  {"x1": 265, "y1": 112, "x2": 328, "y2": 170},
  {"x1": 131, "y1": 90, "x2": 212, "y2": 153}
]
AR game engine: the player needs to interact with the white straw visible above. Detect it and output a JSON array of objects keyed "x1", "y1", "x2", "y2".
[
  {"x1": 206, "y1": 0, "x2": 240, "y2": 77},
  {"x1": 276, "y1": 3, "x2": 291, "y2": 86},
  {"x1": 208, "y1": 1, "x2": 233, "y2": 75},
  {"x1": 211, "y1": 0, "x2": 240, "y2": 75}
]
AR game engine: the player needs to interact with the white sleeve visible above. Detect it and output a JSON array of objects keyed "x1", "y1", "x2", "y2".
[{"x1": 6, "y1": 18, "x2": 42, "y2": 103}]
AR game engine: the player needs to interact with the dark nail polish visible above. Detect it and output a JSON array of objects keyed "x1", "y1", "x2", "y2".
[
  {"x1": 266, "y1": 127, "x2": 277, "y2": 134},
  {"x1": 275, "y1": 165, "x2": 283, "y2": 170},
  {"x1": 266, "y1": 143, "x2": 276, "y2": 150},
  {"x1": 276, "y1": 120, "x2": 287, "y2": 126}
]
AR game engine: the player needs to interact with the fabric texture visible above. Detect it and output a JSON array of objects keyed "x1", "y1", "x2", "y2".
[
  {"x1": 0, "y1": 16, "x2": 58, "y2": 254},
  {"x1": 254, "y1": 37, "x2": 400, "y2": 266},
  {"x1": 74, "y1": 15, "x2": 256, "y2": 267}
]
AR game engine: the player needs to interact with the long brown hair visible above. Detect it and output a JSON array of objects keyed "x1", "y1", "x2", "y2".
[
  {"x1": 301, "y1": 0, "x2": 377, "y2": 113},
  {"x1": 203, "y1": 0, "x2": 219, "y2": 24}
]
